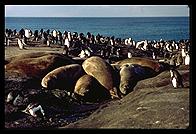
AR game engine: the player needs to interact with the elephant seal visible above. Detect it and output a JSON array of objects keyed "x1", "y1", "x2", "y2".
[
  {"x1": 5, "y1": 53, "x2": 75, "y2": 79},
  {"x1": 73, "y1": 74, "x2": 111, "y2": 102},
  {"x1": 82, "y1": 56, "x2": 121, "y2": 99},
  {"x1": 41, "y1": 64, "x2": 85, "y2": 92},
  {"x1": 119, "y1": 63, "x2": 158, "y2": 95},
  {"x1": 119, "y1": 64, "x2": 138, "y2": 95},
  {"x1": 114, "y1": 57, "x2": 170, "y2": 73},
  {"x1": 6, "y1": 52, "x2": 63, "y2": 63}
]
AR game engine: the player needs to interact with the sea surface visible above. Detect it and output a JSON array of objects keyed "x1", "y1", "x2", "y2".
[{"x1": 5, "y1": 17, "x2": 190, "y2": 41}]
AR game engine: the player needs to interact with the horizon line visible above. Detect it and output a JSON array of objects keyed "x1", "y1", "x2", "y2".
[{"x1": 5, "y1": 16, "x2": 189, "y2": 17}]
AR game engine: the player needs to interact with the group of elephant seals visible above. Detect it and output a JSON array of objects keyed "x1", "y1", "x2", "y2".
[
  {"x1": 74, "y1": 56, "x2": 167, "y2": 99},
  {"x1": 82, "y1": 56, "x2": 122, "y2": 99},
  {"x1": 5, "y1": 52, "x2": 75, "y2": 79},
  {"x1": 73, "y1": 74, "x2": 111, "y2": 102},
  {"x1": 5, "y1": 51, "x2": 173, "y2": 103},
  {"x1": 41, "y1": 64, "x2": 85, "y2": 92},
  {"x1": 111, "y1": 57, "x2": 173, "y2": 96}
]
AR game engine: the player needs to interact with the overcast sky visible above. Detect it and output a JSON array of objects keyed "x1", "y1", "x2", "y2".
[{"x1": 5, "y1": 5, "x2": 189, "y2": 17}]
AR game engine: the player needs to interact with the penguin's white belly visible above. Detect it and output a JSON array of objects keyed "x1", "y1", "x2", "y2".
[
  {"x1": 128, "y1": 52, "x2": 132, "y2": 58},
  {"x1": 185, "y1": 56, "x2": 190, "y2": 65},
  {"x1": 18, "y1": 39, "x2": 24, "y2": 49},
  {"x1": 6, "y1": 92, "x2": 13, "y2": 102},
  {"x1": 172, "y1": 77, "x2": 177, "y2": 88}
]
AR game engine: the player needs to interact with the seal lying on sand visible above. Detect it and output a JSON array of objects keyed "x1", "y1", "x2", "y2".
[
  {"x1": 119, "y1": 64, "x2": 138, "y2": 95},
  {"x1": 41, "y1": 64, "x2": 84, "y2": 92},
  {"x1": 6, "y1": 52, "x2": 65, "y2": 63},
  {"x1": 119, "y1": 63, "x2": 158, "y2": 95},
  {"x1": 82, "y1": 56, "x2": 121, "y2": 99},
  {"x1": 113, "y1": 57, "x2": 170, "y2": 73},
  {"x1": 73, "y1": 74, "x2": 111, "y2": 102},
  {"x1": 5, "y1": 53, "x2": 74, "y2": 79}
]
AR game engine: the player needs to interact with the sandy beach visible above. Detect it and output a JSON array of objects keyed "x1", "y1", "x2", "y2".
[{"x1": 5, "y1": 46, "x2": 63, "y2": 59}]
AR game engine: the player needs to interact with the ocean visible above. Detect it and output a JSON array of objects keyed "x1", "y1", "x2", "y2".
[{"x1": 5, "y1": 17, "x2": 189, "y2": 41}]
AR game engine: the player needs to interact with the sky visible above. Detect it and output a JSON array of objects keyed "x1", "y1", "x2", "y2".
[{"x1": 5, "y1": 5, "x2": 189, "y2": 17}]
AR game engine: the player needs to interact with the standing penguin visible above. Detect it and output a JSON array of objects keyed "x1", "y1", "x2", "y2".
[
  {"x1": 6, "y1": 90, "x2": 23, "y2": 106},
  {"x1": 169, "y1": 55, "x2": 176, "y2": 68},
  {"x1": 170, "y1": 69, "x2": 184, "y2": 88},
  {"x1": 176, "y1": 53, "x2": 183, "y2": 66},
  {"x1": 152, "y1": 51, "x2": 157, "y2": 60},
  {"x1": 17, "y1": 38, "x2": 25, "y2": 49},
  {"x1": 185, "y1": 52, "x2": 190, "y2": 65},
  {"x1": 6, "y1": 91, "x2": 17, "y2": 103},
  {"x1": 127, "y1": 52, "x2": 132, "y2": 58},
  {"x1": 181, "y1": 45, "x2": 186, "y2": 64}
]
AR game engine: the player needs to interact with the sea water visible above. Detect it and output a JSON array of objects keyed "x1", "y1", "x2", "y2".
[{"x1": 5, "y1": 17, "x2": 189, "y2": 41}]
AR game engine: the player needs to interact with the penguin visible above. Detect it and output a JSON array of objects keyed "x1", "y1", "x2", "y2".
[
  {"x1": 170, "y1": 69, "x2": 184, "y2": 88},
  {"x1": 127, "y1": 52, "x2": 132, "y2": 58},
  {"x1": 13, "y1": 94, "x2": 23, "y2": 106},
  {"x1": 17, "y1": 38, "x2": 25, "y2": 49},
  {"x1": 152, "y1": 51, "x2": 157, "y2": 60},
  {"x1": 22, "y1": 102, "x2": 45, "y2": 117},
  {"x1": 185, "y1": 53, "x2": 190, "y2": 65},
  {"x1": 176, "y1": 53, "x2": 183, "y2": 66},
  {"x1": 78, "y1": 50, "x2": 87, "y2": 58},
  {"x1": 169, "y1": 55, "x2": 176, "y2": 68},
  {"x1": 116, "y1": 48, "x2": 120, "y2": 57},
  {"x1": 6, "y1": 91, "x2": 15, "y2": 103},
  {"x1": 6, "y1": 90, "x2": 23, "y2": 106}
]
